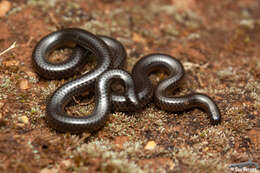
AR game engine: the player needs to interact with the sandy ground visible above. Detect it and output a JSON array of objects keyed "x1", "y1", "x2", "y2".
[{"x1": 0, "y1": 0, "x2": 259, "y2": 172}]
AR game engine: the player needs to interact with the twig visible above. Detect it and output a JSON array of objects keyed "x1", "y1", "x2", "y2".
[
  {"x1": 183, "y1": 62, "x2": 209, "y2": 70},
  {"x1": 48, "y1": 12, "x2": 60, "y2": 29},
  {"x1": 183, "y1": 62, "x2": 200, "y2": 70},
  {"x1": 0, "y1": 41, "x2": 16, "y2": 56},
  {"x1": 72, "y1": 96, "x2": 94, "y2": 106},
  {"x1": 26, "y1": 37, "x2": 33, "y2": 46}
]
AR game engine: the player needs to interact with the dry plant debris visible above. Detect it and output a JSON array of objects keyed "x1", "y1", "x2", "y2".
[{"x1": 0, "y1": 0, "x2": 259, "y2": 172}]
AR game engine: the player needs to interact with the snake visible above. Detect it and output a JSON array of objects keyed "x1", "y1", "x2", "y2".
[
  {"x1": 32, "y1": 28, "x2": 221, "y2": 133},
  {"x1": 132, "y1": 54, "x2": 221, "y2": 125}
]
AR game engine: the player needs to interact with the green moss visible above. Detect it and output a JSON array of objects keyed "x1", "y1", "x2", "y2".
[{"x1": 69, "y1": 140, "x2": 144, "y2": 173}]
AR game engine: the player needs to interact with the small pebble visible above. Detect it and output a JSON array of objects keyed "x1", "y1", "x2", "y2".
[
  {"x1": 240, "y1": 19, "x2": 255, "y2": 29},
  {"x1": 18, "y1": 115, "x2": 29, "y2": 124},
  {"x1": 203, "y1": 147, "x2": 209, "y2": 152},
  {"x1": 145, "y1": 141, "x2": 157, "y2": 150},
  {"x1": 132, "y1": 33, "x2": 146, "y2": 43},
  {"x1": 0, "y1": 0, "x2": 11, "y2": 17},
  {"x1": 19, "y1": 79, "x2": 30, "y2": 90},
  {"x1": 61, "y1": 160, "x2": 71, "y2": 167}
]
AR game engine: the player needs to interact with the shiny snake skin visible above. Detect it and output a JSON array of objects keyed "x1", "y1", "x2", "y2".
[{"x1": 32, "y1": 28, "x2": 221, "y2": 132}]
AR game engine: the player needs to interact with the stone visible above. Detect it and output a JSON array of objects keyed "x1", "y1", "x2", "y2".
[
  {"x1": 145, "y1": 141, "x2": 157, "y2": 150},
  {"x1": 0, "y1": 1, "x2": 11, "y2": 17},
  {"x1": 19, "y1": 79, "x2": 30, "y2": 90}
]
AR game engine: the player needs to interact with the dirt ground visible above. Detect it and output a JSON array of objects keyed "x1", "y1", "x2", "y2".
[{"x1": 0, "y1": 0, "x2": 259, "y2": 173}]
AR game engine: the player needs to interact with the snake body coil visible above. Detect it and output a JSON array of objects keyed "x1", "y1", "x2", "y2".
[
  {"x1": 47, "y1": 69, "x2": 139, "y2": 133},
  {"x1": 131, "y1": 54, "x2": 221, "y2": 124},
  {"x1": 32, "y1": 28, "x2": 221, "y2": 133}
]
